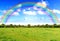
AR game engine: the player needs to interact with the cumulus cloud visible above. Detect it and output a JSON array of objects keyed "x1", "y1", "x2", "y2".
[
  {"x1": 27, "y1": 8, "x2": 31, "y2": 10},
  {"x1": 57, "y1": 18, "x2": 60, "y2": 24},
  {"x1": 17, "y1": 9, "x2": 21, "y2": 12},
  {"x1": 0, "y1": 10, "x2": 6, "y2": 13},
  {"x1": 23, "y1": 11, "x2": 36, "y2": 15},
  {"x1": 12, "y1": 12, "x2": 19, "y2": 16},
  {"x1": 0, "y1": 10, "x2": 14, "y2": 14},
  {"x1": 0, "y1": 10, "x2": 7, "y2": 14},
  {"x1": 37, "y1": 10, "x2": 45, "y2": 15},
  {"x1": 53, "y1": 9, "x2": 60, "y2": 14},
  {"x1": 33, "y1": 6, "x2": 38, "y2": 10},
  {"x1": 0, "y1": 16, "x2": 2, "y2": 22},
  {"x1": 16, "y1": 4, "x2": 22, "y2": 8},
  {"x1": 0, "y1": 16, "x2": 2, "y2": 18},
  {"x1": 24, "y1": 17, "x2": 32, "y2": 21},
  {"x1": 0, "y1": 9, "x2": 20, "y2": 16},
  {"x1": 58, "y1": 18, "x2": 60, "y2": 21},
  {"x1": 35, "y1": 1, "x2": 47, "y2": 8},
  {"x1": 42, "y1": 1, "x2": 47, "y2": 7},
  {"x1": 23, "y1": 8, "x2": 46, "y2": 15},
  {"x1": 3, "y1": 10, "x2": 7, "y2": 13}
]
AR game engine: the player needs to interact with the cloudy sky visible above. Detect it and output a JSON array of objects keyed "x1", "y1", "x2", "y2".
[{"x1": 0, "y1": 0, "x2": 60, "y2": 25}]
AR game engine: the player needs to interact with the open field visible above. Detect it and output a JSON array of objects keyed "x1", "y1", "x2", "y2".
[{"x1": 0, "y1": 28, "x2": 60, "y2": 41}]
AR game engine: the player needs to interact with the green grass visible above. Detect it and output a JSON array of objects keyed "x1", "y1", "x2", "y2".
[{"x1": 0, "y1": 27, "x2": 60, "y2": 41}]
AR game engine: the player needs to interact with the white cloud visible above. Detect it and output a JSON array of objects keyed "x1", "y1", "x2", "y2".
[
  {"x1": 9, "y1": 9, "x2": 14, "y2": 12},
  {"x1": 23, "y1": 9, "x2": 26, "y2": 12},
  {"x1": 28, "y1": 8, "x2": 31, "y2": 10},
  {"x1": 17, "y1": 9, "x2": 21, "y2": 12},
  {"x1": 0, "y1": 9, "x2": 20, "y2": 16},
  {"x1": 42, "y1": 1, "x2": 47, "y2": 7},
  {"x1": 57, "y1": 18, "x2": 60, "y2": 24},
  {"x1": 53, "y1": 9, "x2": 60, "y2": 14},
  {"x1": 16, "y1": 4, "x2": 22, "y2": 8},
  {"x1": 0, "y1": 16, "x2": 2, "y2": 22},
  {"x1": 3, "y1": 10, "x2": 7, "y2": 13},
  {"x1": 0, "y1": 16, "x2": 2, "y2": 18},
  {"x1": 12, "y1": 12, "x2": 19, "y2": 16},
  {"x1": 0, "y1": 10, "x2": 14, "y2": 14},
  {"x1": 23, "y1": 11, "x2": 36, "y2": 15},
  {"x1": 33, "y1": 6, "x2": 38, "y2": 10},
  {"x1": 58, "y1": 18, "x2": 60, "y2": 21},
  {"x1": 23, "y1": 8, "x2": 46, "y2": 15},
  {"x1": 0, "y1": 10, "x2": 6, "y2": 13},
  {"x1": 35, "y1": 1, "x2": 47, "y2": 8},
  {"x1": 37, "y1": 10, "x2": 45, "y2": 15},
  {"x1": 24, "y1": 17, "x2": 32, "y2": 21}
]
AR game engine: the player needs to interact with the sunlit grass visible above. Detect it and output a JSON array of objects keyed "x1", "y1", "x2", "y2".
[{"x1": 0, "y1": 28, "x2": 60, "y2": 41}]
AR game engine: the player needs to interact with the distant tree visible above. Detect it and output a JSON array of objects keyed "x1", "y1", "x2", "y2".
[
  {"x1": 41, "y1": 25, "x2": 45, "y2": 28},
  {"x1": 18, "y1": 24, "x2": 21, "y2": 27},
  {"x1": 10, "y1": 24, "x2": 13, "y2": 27},
  {"x1": 37, "y1": 25, "x2": 40, "y2": 27},
  {"x1": 35, "y1": 25, "x2": 37, "y2": 26},
  {"x1": 46, "y1": 24, "x2": 48, "y2": 26},
  {"x1": 6, "y1": 25, "x2": 10, "y2": 28},
  {"x1": 54, "y1": 24, "x2": 57, "y2": 28},
  {"x1": 45, "y1": 24, "x2": 49, "y2": 28},
  {"x1": 1, "y1": 24, "x2": 5, "y2": 28},
  {"x1": 57, "y1": 24, "x2": 60, "y2": 28},
  {"x1": 13, "y1": 24, "x2": 17, "y2": 28},
  {"x1": 28, "y1": 24, "x2": 31, "y2": 28},
  {"x1": 54, "y1": 24, "x2": 56, "y2": 26},
  {"x1": 2, "y1": 24, "x2": 5, "y2": 26}
]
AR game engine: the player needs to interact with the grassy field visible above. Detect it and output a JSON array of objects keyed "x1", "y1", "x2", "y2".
[{"x1": 0, "y1": 28, "x2": 60, "y2": 41}]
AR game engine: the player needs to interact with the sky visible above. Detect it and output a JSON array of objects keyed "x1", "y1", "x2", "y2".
[{"x1": 0, "y1": 0, "x2": 60, "y2": 25}]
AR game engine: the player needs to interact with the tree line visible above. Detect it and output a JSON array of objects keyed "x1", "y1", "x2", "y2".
[{"x1": 0, "y1": 24, "x2": 60, "y2": 28}]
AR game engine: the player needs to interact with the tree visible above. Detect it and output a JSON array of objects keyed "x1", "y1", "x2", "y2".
[
  {"x1": 10, "y1": 24, "x2": 13, "y2": 27},
  {"x1": 28, "y1": 24, "x2": 31, "y2": 28},
  {"x1": 45, "y1": 24, "x2": 49, "y2": 28},
  {"x1": 1, "y1": 24, "x2": 5, "y2": 28}
]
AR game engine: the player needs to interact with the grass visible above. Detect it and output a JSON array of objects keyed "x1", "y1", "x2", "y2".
[{"x1": 0, "y1": 27, "x2": 60, "y2": 41}]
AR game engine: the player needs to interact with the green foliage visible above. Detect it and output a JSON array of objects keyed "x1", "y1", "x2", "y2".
[
  {"x1": 27, "y1": 24, "x2": 31, "y2": 28},
  {"x1": 0, "y1": 24, "x2": 60, "y2": 28}
]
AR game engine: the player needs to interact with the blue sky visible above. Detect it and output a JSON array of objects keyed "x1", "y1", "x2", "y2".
[
  {"x1": 0, "y1": 0, "x2": 60, "y2": 25},
  {"x1": 0, "y1": 0, "x2": 60, "y2": 10}
]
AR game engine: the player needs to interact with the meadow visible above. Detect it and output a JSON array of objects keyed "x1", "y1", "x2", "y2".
[{"x1": 0, "y1": 28, "x2": 60, "y2": 41}]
